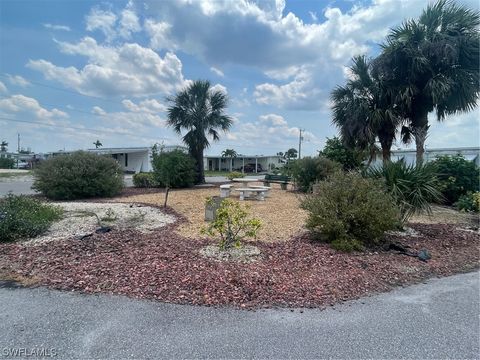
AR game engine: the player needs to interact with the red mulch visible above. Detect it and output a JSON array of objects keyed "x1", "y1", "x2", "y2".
[{"x1": 0, "y1": 223, "x2": 478, "y2": 309}]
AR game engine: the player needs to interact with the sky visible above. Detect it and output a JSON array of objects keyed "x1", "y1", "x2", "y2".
[{"x1": 0, "y1": 0, "x2": 478, "y2": 157}]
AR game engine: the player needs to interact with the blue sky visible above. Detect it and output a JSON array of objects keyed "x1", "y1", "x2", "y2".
[{"x1": 0, "y1": 0, "x2": 478, "y2": 156}]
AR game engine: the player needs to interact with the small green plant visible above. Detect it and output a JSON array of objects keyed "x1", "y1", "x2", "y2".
[
  {"x1": 301, "y1": 172, "x2": 400, "y2": 251},
  {"x1": 430, "y1": 155, "x2": 480, "y2": 205},
  {"x1": 366, "y1": 161, "x2": 443, "y2": 222},
  {"x1": 202, "y1": 199, "x2": 262, "y2": 250},
  {"x1": 0, "y1": 157, "x2": 15, "y2": 169},
  {"x1": 32, "y1": 151, "x2": 124, "y2": 200},
  {"x1": 100, "y1": 208, "x2": 118, "y2": 222},
  {"x1": 291, "y1": 156, "x2": 341, "y2": 192},
  {"x1": 132, "y1": 172, "x2": 158, "y2": 188},
  {"x1": 0, "y1": 194, "x2": 63, "y2": 242},
  {"x1": 227, "y1": 171, "x2": 245, "y2": 180},
  {"x1": 455, "y1": 192, "x2": 480, "y2": 213}
]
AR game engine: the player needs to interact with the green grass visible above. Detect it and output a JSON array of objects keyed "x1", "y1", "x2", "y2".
[
  {"x1": 0, "y1": 171, "x2": 32, "y2": 179},
  {"x1": 204, "y1": 171, "x2": 232, "y2": 176}
]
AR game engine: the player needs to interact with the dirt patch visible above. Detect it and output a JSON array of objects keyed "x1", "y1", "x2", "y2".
[
  {"x1": 410, "y1": 205, "x2": 479, "y2": 227},
  {"x1": 113, "y1": 185, "x2": 308, "y2": 242},
  {"x1": 0, "y1": 223, "x2": 477, "y2": 309}
]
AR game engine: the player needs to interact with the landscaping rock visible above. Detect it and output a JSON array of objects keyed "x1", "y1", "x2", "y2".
[{"x1": 200, "y1": 245, "x2": 261, "y2": 263}]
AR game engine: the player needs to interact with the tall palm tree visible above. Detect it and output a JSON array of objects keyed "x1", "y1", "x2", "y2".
[
  {"x1": 93, "y1": 140, "x2": 103, "y2": 149},
  {"x1": 375, "y1": 0, "x2": 479, "y2": 164},
  {"x1": 221, "y1": 148, "x2": 237, "y2": 171},
  {"x1": 0, "y1": 140, "x2": 7, "y2": 152},
  {"x1": 331, "y1": 55, "x2": 402, "y2": 163},
  {"x1": 167, "y1": 80, "x2": 233, "y2": 184}
]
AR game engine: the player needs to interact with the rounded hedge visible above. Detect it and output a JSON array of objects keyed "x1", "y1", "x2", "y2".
[{"x1": 32, "y1": 151, "x2": 124, "y2": 200}]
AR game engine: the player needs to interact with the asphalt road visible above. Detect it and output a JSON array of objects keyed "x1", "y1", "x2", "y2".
[{"x1": 0, "y1": 272, "x2": 478, "y2": 359}]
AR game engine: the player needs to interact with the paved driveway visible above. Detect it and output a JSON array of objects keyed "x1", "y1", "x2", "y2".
[{"x1": 0, "y1": 272, "x2": 478, "y2": 359}]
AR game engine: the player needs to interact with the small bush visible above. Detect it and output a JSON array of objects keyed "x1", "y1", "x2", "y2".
[
  {"x1": 0, "y1": 157, "x2": 15, "y2": 169},
  {"x1": 152, "y1": 150, "x2": 196, "y2": 189},
  {"x1": 455, "y1": 191, "x2": 480, "y2": 213},
  {"x1": 32, "y1": 151, "x2": 124, "y2": 200},
  {"x1": 291, "y1": 156, "x2": 341, "y2": 192},
  {"x1": 319, "y1": 137, "x2": 366, "y2": 170},
  {"x1": 430, "y1": 155, "x2": 480, "y2": 205},
  {"x1": 202, "y1": 198, "x2": 261, "y2": 249},
  {"x1": 366, "y1": 161, "x2": 443, "y2": 221},
  {"x1": 227, "y1": 171, "x2": 245, "y2": 180},
  {"x1": 133, "y1": 172, "x2": 158, "y2": 188},
  {"x1": 301, "y1": 172, "x2": 400, "y2": 251},
  {"x1": 0, "y1": 194, "x2": 63, "y2": 242}
]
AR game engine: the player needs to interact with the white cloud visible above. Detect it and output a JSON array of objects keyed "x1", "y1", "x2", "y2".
[
  {"x1": 122, "y1": 98, "x2": 167, "y2": 113},
  {"x1": 309, "y1": 11, "x2": 318, "y2": 22},
  {"x1": 119, "y1": 2, "x2": 141, "y2": 39},
  {"x1": 259, "y1": 113, "x2": 287, "y2": 126},
  {"x1": 85, "y1": 7, "x2": 118, "y2": 41},
  {"x1": 92, "y1": 106, "x2": 106, "y2": 115},
  {"x1": 6, "y1": 74, "x2": 30, "y2": 87},
  {"x1": 210, "y1": 66, "x2": 224, "y2": 77},
  {"x1": 0, "y1": 94, "x2": 69, "y2": 121},
  {"x1": 43, "y1": 23, "x2": 71, "y2": 31},
  {"x1": 27, "y1": 37, "x2": 189, "y2": 97},
  {"x1": 210, "y1": 83, "x2": 228, "y2": 94},
  {"x1": 145, "y1": 20, "x2": 175, "y2": 50},
  {"x1": 0, "y1": 81, "x2": 7, "y2": 93}
]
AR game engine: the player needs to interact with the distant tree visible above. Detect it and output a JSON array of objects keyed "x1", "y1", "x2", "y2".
[
  {"x1": 221, "y1": 149, "x2": 237, "y2": 171},
  {"x1": 285, "y1": 148, "x2": 298, "y2": 162},
  {"x1": 1, "y1": 140, "x2": 8, "y2": 152},
  {"x1": 319, "y1": 137, "x2": 366, "y2": 170},
  {"x1": 93, "y1": 140, "x2": 103, "y2": 149},
  {"x1": 167, "y1": 80, "x2": 233, "y2": 184}
]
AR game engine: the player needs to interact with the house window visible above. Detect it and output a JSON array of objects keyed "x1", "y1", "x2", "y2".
[{"x1": 125, "y1": 153, "x2": 128, "y2": 167}]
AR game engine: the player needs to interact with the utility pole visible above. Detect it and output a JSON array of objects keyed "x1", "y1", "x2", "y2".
[{"x1": 298, "y1": 129, "x2": 304, "y2": 159}]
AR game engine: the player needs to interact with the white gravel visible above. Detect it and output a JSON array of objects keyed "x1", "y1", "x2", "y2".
[{"x1": 27, "y1": 202, "x2": 175, "y2": 244}]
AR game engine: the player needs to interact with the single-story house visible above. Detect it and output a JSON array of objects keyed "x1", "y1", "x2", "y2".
[
  {"x1": 370, "y1": 147, "x2": 480, "y2": 167},
  {"x1": 203, "y1": 154, "x2": 285, "y2": 173}
]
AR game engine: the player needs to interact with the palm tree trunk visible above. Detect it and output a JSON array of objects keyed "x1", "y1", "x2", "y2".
[
  {"x1": 196, "y1": 152, "x2": 205, "y2": 184},
  {"x1": 379, "y1": 137, "x2": 393, "y2": 165},
  {"x1": 412, "y1": 112, "x2": 429, "y2": 166}
]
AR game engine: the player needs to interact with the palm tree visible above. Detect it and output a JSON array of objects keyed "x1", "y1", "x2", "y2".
[
  {"x1": 0, "y1": 140, "x2": 7, "y2": 152},
  {"x1": 167, "y1": 80, "x2": 233, "y2": 184},
  {"x1": 93, "y1": 140, "x2": 103, "y2": 149},
  {"x1": 331, "y1": 55, "x2": 402, "y2": 163},
  {"x1": 375, "y1": 0, "x2": 479, "y2": 164},
  {"x1": 221, "y1": 148, "x2": 237, "y2": 171}
]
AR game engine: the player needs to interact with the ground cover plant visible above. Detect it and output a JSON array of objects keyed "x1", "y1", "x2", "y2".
[
  {"x1": 0, "y1": 194, "x2": 63, "y2": 242},
  {"x1": 32, "y1": 151, "x2": 124, "y2": 200},
  {"x1": 455, "y1": 192, "x2": 480, "y2": 213},
  {"x1": 132, "y1": 173, "x2": 158, "y2": 188},
  {"x1": 301, "y1": 171, "x2": 400, "y2": 251}
]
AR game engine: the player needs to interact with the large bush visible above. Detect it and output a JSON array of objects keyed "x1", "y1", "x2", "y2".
[
  {"x1": 430, "y1": 155, "x2": 480, "y2": 205},
  {"x1": 132, "y1": 172, "x2": 158, "y2": 188},
  {"x1": 32, "y1": 151, "x2": 124, "y2": 200},
  {"x1": 301, "y1": 172, "x2": 400, "y2": 251},
  {"x1": 0, "y1": 194, "x2": 63, "y2": 242},
  {"x1": 455, "y1": 191, "x2": 480, "y2": 213},
  {"x1": 319, "y1": 137, "x2": 366, "y2": 170},
  {"x1": 366, "y1": 161, "x2": 443, "y2": 221},
  {"x1": 291, "y1": 156, "x2": 341, "y2": 192},
  {"x1": 0, "y1": 157, "x2": 15, "y2": 169}
]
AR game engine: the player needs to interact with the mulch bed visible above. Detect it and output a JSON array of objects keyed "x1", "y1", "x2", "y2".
[{"x1": 0, "y1": 223, "x2": 478, "y2": 309}]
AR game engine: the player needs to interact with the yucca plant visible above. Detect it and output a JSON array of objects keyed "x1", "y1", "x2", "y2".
[{"x1": 366, "y1": 161, "x2": 443, "y2": 222}]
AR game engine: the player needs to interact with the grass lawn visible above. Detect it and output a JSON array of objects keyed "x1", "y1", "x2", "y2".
[
  {"x1": 0, "y1": 170, "x2": 32, "y2": 179},
  {"x1": 204, "y1": 170, "x2": 231, "y2": 176}
]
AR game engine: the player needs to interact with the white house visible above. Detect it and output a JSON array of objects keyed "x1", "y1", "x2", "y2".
[{"x1": 203, "y1": 154, "x2": 285, "y2": 173}]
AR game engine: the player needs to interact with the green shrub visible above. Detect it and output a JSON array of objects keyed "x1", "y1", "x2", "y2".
[
  {"x1": 455, "y1": 191, "x2": 480, "y2": 213},
  {"x1": 0, "y1": 194, "x2": 63, "y2": 242},
  {"x1": 227, "y1": 171, "x2": 245, "y2": 180},
  {"x1": 0, "y1": 157, "x2": 15, "y2": 169},
  {"x1": 430, "y1": 155, "x2": 480, "y2": 205},
  {"x1": 202, "y1": 198, "x2": 261, "y2": 249},
  {"x1": 132, "y1": 172, "x2": 158, "y2": 188},
  {"x1": 291, "y1": 156, "x2": 341, "y2": 192},
  {"x1": 366, "y1": 161, "x2": 443, "y2": 221},
  {"x1": 32, "y1": 151, "x2": 124, "y2": 200},
  {"x1": 319, "y1": 137, "x2": 366, "y2": 170},
  {"x1": 301, "y1": 172, "x2": 400, "y2": 251}
]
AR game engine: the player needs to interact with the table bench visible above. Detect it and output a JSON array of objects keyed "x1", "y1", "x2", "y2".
[
  {"x1": 247, "y1": 185, "x2": 272, "y2": 197},
  {"x1": 263, "y1": 174, "x2": 291, "y2": 190},
  {"x1": 234, "y1": 188, "x2": 266, "y2": 201},
  {"x1": 219, "y1": 184, "x2": 233, "y2": 198}
]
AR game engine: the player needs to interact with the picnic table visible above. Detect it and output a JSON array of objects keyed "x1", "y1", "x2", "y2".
[{"x1": 233, "y1": 187, "x2": 267, "y2": 201}]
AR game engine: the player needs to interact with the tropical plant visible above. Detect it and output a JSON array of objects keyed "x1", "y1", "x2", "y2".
[
  {"x1": 167, "y1": 80, "x2": 233, "y2": 184},
  {"x1": 291, "y1": 156, "x2": 341, "y2": 192},
  {"x1": 455, "y1": 191, "x2": 480, "y2": 213},
  {"x1": 0, "y1": 194, "x2": 63, "y2": 242},
  {"x1": 375, "y1": 0, "x2": 480, "y2": 164},
  {"x1": 152, "y1": 149, "x2": 196, "y2": 207},
  {"x1": 221, "y1": 149, "x2": 237, "y2": 172},
  {"x1": 430, "y1": 155, "x2": 480, "y2": 204},
  {"x1": 284, "y1": 148, "x2": 298, "y2": 162},
  {"x1": 366, "y1": 161, "x2": 443, "y2": 221},
  {"x1": 0, "y1": 140, "x2": 7, "y2": 152},
  {"x1": 32, "y1": 151, "x2": 124, "y2": 200},
  {"x1": 331, "y1": 55, "x2": 403, "y2": 164},
  {"x1": 202, "y1": 198, "x2": 261, "y2": 249},
  {"x1": 93, "y1": 140, "x2": 103, "y2": 149},
  {"x1": 301, "y1": 171, "x2": 400, "y2": 252},
  {"x1": 319, "y1": 137, "x2": 366, "y2": 170}
]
